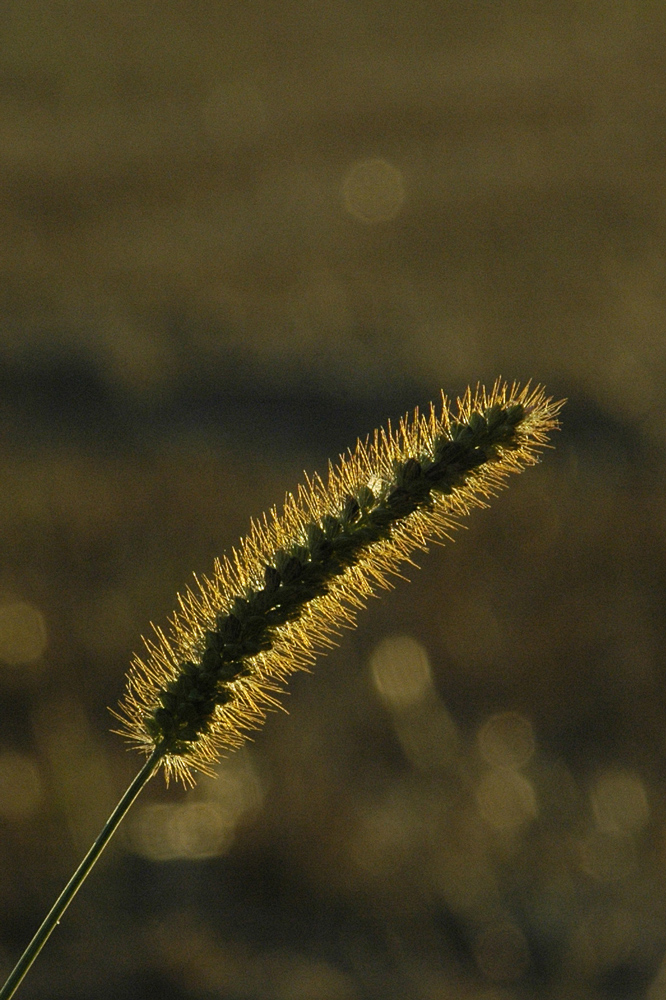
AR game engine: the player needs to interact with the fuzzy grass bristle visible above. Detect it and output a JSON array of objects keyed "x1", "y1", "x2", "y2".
[{"x1": 113, "y1": 379, "x2": 563, "y2": 784}]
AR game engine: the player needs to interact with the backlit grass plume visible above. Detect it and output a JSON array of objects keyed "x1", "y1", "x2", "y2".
[
  {"x1": 0, "y1": 379, "x2": 563, "y2": 1000},
  {"x1": 115, "y1": 378, "x2": 562, "y2": 783}
]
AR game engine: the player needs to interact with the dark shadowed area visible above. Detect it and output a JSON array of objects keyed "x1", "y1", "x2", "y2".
[{"x1": 1, "y1": 3, "x2": 666, "y2": 998}]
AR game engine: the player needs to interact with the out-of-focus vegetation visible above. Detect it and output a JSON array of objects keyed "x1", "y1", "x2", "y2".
[{"x1": 1, "y1": 2, "x2": 666, "y2": 998}]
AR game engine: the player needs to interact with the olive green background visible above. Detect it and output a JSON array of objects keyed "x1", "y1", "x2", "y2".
[{"x1": 1, "y1": 2, "x2": 666, "y2": 998}]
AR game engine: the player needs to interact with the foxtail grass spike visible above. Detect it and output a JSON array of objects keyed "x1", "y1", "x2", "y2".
[
  {"x1": 114, "y1": 378, "x2": 563, "y2": 785},
  {"x1": 0, "y1": 379, "x2": 562, "y2": 1000}
]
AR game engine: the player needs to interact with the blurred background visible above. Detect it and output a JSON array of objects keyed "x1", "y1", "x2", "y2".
[{"x1": 1, "y1": 2, "x2": 666, "y2": 998}]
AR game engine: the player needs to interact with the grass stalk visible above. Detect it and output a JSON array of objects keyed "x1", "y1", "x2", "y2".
[{"x1": 0, "y1": 746, "x2": 163, "y2": 1000}]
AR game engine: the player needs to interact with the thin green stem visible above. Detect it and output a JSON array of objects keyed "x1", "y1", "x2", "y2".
[{"x1": 0, "y1": 745, "x2": 163, "y2": 1000}]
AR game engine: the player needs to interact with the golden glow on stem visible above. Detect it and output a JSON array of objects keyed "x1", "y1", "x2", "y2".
[{"x1": 114, "y1": 379, "x2": 563, "y2": 784}]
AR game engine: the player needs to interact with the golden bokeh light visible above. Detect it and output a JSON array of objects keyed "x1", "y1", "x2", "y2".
[
  {"x1": 128, "y1": 753, "x2": 263, "y2": 861},
  {"x1": 431, "y1": 852, "x2": 498, "y2": 918},
  {"x1": 578, "y1": 830, "x2": 637, "y2": 882},
  {"x1": 348, "y1": 785, "x2": 435, "y2": 885},
  {"x1": 128, "y1": 801, "x2": 235, "y2": 862},
  {"x1": 341, "y1": 158, "x2": 405, "y2": 223},
  {"x1": 197, "y1": 751, "x2": 264, "y2": 818},
  {"x1": 0, "y1": 601, "x2": 47, "y2": 666},
  {"x1": 0, "y1": 751, "x2": 42, "y2": 821},
  {"x1": 477, "y1": 711, "x2": 535, "y2": 770},
  {"x1": 394, "y1": 699, "x2": 459, "y2": 772},
  {"x1": 476, "y1": 768, "x2": 538, "y2": 832},
  {"x1": 369, "y1": 635, "x2": 433, "y2": 710},
  {"x1": 591, "y1": 769, "x2": 650, "y2": 835}
]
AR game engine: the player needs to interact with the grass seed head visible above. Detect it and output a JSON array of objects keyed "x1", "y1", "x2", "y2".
[{"x1": 113, "y1": 379, "x2": 564, "y2": 784}]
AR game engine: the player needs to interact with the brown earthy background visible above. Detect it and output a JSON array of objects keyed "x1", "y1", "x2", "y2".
[{"x1": 2, "y1": 3, "x2": 666, "y2": 998}]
